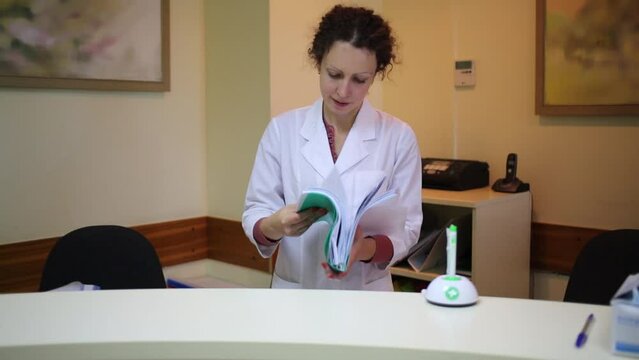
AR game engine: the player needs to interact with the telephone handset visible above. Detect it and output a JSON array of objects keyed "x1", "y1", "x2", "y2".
[
  {"x1": 492, "y1": 153, "x2": 529, "y2": 193},
  {"x1": 504, "y1": 153, "x2": 517, "y2": 183}
]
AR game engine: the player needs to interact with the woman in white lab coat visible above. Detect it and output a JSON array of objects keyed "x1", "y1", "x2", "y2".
[{"x1": 242, "y1": 5, "x2": 423, "y2": 291}]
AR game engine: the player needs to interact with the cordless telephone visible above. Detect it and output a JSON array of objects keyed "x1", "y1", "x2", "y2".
[{"x1": 492, "y1": 153, "x2": 529, "y2": 193}]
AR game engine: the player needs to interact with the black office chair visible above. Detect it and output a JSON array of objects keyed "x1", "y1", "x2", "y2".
[
  {"x1": 39, "y1": 225, "x2": 166, "y2": 291},
  {"x1": 563, "y1": 229, "x2": 639, "y2": 305}
]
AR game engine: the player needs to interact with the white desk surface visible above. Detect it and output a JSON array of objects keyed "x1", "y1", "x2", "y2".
[{"x1": 0, "y1": 289, "x2": 614, "y2": 360}]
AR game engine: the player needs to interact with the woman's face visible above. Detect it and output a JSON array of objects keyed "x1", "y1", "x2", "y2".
[{"x1": 319, "y1": 41, "x2": 377, "y2": 124}]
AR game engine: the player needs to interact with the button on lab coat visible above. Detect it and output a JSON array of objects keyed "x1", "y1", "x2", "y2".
[{"x1": 242, "y1": 99, "x2": 423, "y2": 291}]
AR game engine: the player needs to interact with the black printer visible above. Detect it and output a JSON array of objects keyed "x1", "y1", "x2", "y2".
[{"x1": 421, "y1": 158, "x2": 489, "y2": 191}]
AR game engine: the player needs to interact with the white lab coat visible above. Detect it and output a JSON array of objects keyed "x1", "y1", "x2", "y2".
[{"x1": 242, "y1": 99, "x2": 423, "y2": 291}]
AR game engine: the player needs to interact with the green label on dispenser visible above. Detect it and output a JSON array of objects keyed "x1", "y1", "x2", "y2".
[{"x1": 445, "y1": 286, "x2": 460, "y2": 300}]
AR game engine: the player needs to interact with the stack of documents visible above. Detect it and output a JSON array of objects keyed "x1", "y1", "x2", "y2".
[{"x1": 297, "y1": 170, "x2": 406, "y2": 273}]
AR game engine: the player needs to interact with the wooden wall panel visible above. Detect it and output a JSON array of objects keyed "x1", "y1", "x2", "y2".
[
  {"x1": 207, "y1": 217, "x2": 272, "y2": 273},
  {"x1": 1, "y1": 216, "x2": 609, "y2": 293},
  {"x1": 0, "y1": 237, "x2": 58, "y2": 293},
  {"x1": 207, "y1": 219, "x2": 607, "y2": 277},
  {"x1": 133, "y1": 217, "x2": 208, "y2": 267},
  {"x1": 0, "y1": 217, "x2": 208, "y2": 293},
  {"x1": 531, "y1": 223, "x2": 604, "y2": 274}
]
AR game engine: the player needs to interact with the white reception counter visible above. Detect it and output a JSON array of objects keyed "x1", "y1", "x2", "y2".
[{"x1": 0, "y1": 288, "x2": 615, "y2": 359}]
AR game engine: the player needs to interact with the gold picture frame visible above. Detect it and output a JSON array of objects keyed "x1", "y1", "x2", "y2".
[
  {"x1": 535, "y1": 0, "x2": 639, "y2": 116},
  {"x1": 0, "y1": 0, "x2": 170, "y2": 92}
]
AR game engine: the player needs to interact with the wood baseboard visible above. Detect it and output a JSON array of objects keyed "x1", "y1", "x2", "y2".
[
  {"x1": 0, "y1": 217, "x2": 209, "y2": 293},
  {"x1": 0, "y1": 217, "x2": 604, "y2": 293},
  {"x1": 207, "y1": 217, "x2": 272, "y2": 273},
  {"x1": 531, "y1": 223, "x2": 604, "y2": 274},
  {"x1": 0, "y1": 236, "x2": 58, "y2": 293},
  {"x1": 133, "y1": 217, "x2": 208, "y2": 267}
]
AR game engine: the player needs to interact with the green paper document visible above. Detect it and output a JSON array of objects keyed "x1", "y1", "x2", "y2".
[{"x1": 297, "y1": 171, "x2": 405, "y2": 273}]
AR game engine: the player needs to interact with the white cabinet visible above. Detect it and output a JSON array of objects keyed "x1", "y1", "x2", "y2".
[{"x1": 391, "y1": 187, "x2": 532, "y2": 298}]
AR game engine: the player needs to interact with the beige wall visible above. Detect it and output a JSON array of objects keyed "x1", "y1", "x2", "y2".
[
  {"x1": 382, "y1": 0, "x2": 639, "y2": 230},
  {"x1": 0, "y1": 1, "x2": 208, "y2": 244},
  {"x1": 382, "y1": 0, "x2": 456, "y2": 159},
  {"x1": 205, "y1": 0, "x2": 270, "y2": 220}
]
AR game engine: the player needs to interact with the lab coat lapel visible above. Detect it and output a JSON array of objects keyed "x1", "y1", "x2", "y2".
[
  {"x1": 301, "y1": 100, "x2": 334, "y2": 180},
  {"x1": 335, "y1": 99, "x2": 376, "y2": 175}
]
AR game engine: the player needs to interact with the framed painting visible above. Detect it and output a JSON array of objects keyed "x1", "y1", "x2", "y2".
[
  {"x1": 535, "y1": 0, "x2": 639, "y2": 116},
  {"x1": 0, "y1": 0, "x2": 170, "y2": 92}
]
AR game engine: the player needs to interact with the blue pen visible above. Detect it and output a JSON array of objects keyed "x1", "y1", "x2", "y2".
[{"x1": 575, "y1": 313, "x2": 594, "y2": 348}]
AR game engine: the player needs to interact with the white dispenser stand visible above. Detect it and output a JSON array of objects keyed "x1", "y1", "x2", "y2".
[{"x1": 422, "y1": 225, "x2": 478, "y2": 306}]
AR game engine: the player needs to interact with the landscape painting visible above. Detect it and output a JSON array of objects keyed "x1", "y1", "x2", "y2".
[
  {"x1": 536, "y1": 0, "x2": 639, "y2": 115},
  {"x1": 0, "y1": 0, "x2": 169, "y2": 91}
]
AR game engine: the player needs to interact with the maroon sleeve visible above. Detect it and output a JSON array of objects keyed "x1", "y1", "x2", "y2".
[
  {"x1": 253, "y1": 218, "x2": 280, "y2": 246},
  {"x1": 368, "y1": 235, "x2": 394, "y2": 263}
]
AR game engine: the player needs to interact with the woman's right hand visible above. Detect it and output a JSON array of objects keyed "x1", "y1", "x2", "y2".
[{"x1": 260, "y1": 205, "x2": 327, "y2": 240}]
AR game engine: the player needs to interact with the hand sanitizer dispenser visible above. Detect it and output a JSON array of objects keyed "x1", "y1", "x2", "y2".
[{"x1": 422, "y1": 225, "x2": 478, "y2": 306}]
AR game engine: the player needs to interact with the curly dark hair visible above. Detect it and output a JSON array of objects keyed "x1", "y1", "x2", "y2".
[{"x1": 308, "y1": 5, "x2": 398, "y2": 79}]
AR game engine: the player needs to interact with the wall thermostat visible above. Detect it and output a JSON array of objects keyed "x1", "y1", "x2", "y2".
[{"x1": 454, "y1": 60, "x2": 475, "y2": 87}]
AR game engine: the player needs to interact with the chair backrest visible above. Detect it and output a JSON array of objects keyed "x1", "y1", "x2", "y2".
[
  {"x1": 563, "y1": 229, "x2": 639, "y2": 305},
  {"x1": 39, "y1": 225, "x2": 166, "y2": 291}
]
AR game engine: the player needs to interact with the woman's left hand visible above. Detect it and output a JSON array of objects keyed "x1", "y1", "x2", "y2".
[{"x1": 322, "y1": 226, "x2": 376, "y2": 279}]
